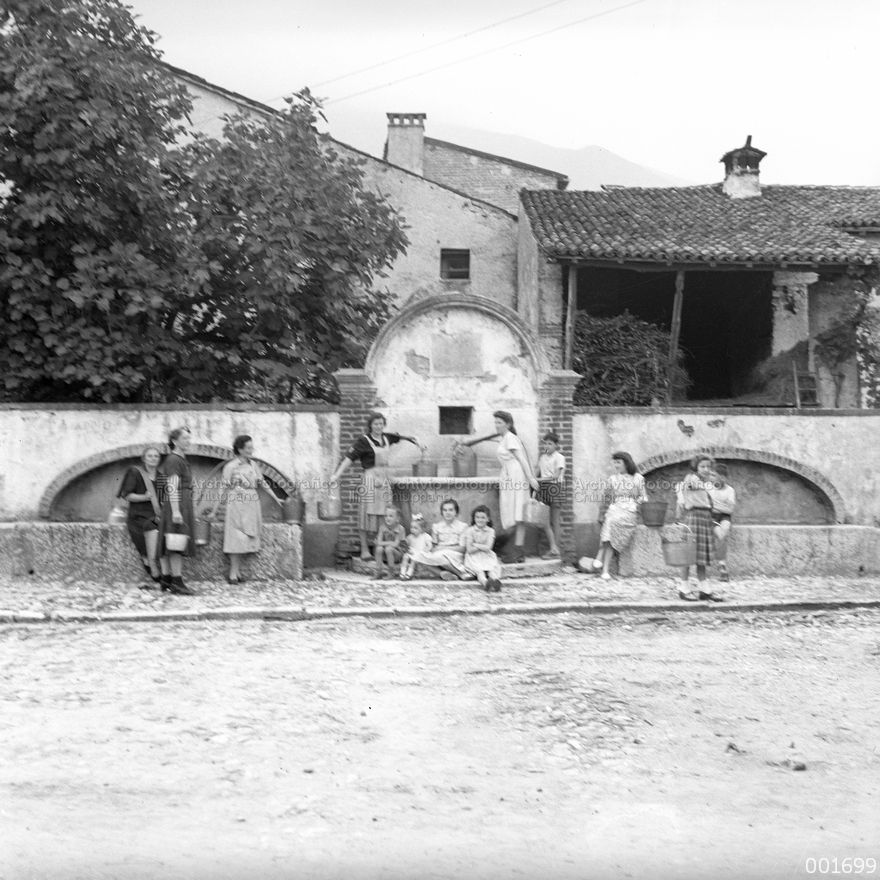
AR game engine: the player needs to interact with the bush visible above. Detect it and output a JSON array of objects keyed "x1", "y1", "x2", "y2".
[{"x1": 572, "y1": 311, "x2": 688, "y2": 406}]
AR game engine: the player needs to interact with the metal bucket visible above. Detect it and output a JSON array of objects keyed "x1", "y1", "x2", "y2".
[
  {"x1": 282, "y1": 495, "x2": 305, "y2": 524},
  {"x1": 412, "y1": 457, "x2": 438, "y2": 477},
  {"x1": 164, "y1": 531, "x2": 189, "y2": 553},
  {"x1": 317, "y1": 495, "x2": 343, "y2": 521},
  {"x1": 452, "y1": 445, "x2": 477, "y2": 478},
  {"x1": 660, "y1": 524, "x2": 696, "y2": 567},
  {"x1": 194, "y1": 518, "x2": 211, "y2": 546},
  {"x1": 639, "y1": 501, "x2": 668, "y2": 527}
]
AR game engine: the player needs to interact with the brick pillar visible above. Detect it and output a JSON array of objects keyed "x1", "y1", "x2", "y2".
[
  {"x1": 335, "y1": 369, "x2": 381, "y2": 556},
  {"x1": 539, "y1": 370, "x2": 582, "y2": 562}
]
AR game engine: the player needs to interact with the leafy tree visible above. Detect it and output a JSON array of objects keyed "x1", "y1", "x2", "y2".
[
  {"x1": 1, "y1": 0, "x2": 408, "y2": 403},
  {"x1": 171, "y1": 93, "x2": 408, "y2": 402},
  {"x1": 0, "y1": 0, "x2": 195, "y2": 401}
]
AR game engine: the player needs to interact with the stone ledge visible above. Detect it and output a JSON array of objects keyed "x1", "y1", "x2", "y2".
[
  {"x1": 621, "y1": 525, "x2": 880, "y2": 577},
  {"x1": 0, "y1": 522, "x2": 302, "y2": 583},
  {"x1": 349, "y1": 556, "x2": 564, "y2": 580}
]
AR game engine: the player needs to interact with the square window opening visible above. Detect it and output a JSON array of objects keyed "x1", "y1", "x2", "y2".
[
  {"x1": 439, "y1": 406, "x2": 473, "y2": 435},
  {"x1": 440, "y1": 249, "x2": 470, "y2": 280}
]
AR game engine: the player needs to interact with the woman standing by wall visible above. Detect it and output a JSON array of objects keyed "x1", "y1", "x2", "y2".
[
  {"x1": 457, "y1": 410, "x2": 539, "y2": 563},
  {"x1": 676, "y1": 454, "x2": 722, "y2": 602},
  {"x1": 118, "y1": 446, "x2": 162, "y2": 583},
  {"x1": 596, "y1": 451, "x2": 647, "y2": 580},
  {"x1": 330, "y1": 412, "x2": 420, "y2": 560},
  {"x1": 204, "y1": 435, "x2": 284, "y2": 584},
  {"x1": 157, "y1": 426, "x2": 197, "y2": 596}
]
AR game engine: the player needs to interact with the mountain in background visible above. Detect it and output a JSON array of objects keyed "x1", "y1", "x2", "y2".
[{"x1": 426, "y1": 121, "x2": 696, "y2": 190}]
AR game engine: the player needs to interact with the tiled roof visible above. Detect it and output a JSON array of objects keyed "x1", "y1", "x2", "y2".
[{"x1": 520, "y1": 184, "x2": 880, "y2": 266}]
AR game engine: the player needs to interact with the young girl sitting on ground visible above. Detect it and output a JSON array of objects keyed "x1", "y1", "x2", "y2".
[
  {"x1": 463, "y1": 505, "x2": 503, "y2": 593},
  {"x1": 399, "y1": 513, "x2": 433, "y2": 580}
]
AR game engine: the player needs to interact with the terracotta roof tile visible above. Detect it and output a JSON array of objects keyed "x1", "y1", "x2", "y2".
[{"x1": 520, "y1": 184, "x2": 880, "y2": 265}]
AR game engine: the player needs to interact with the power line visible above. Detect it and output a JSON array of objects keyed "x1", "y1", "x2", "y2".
[
  {"x1": 308, "y1": 0, "x2": 576, "y2": 90},
  {"x1": 327, "y1": 0, "x2": 649, "y2": 105}
]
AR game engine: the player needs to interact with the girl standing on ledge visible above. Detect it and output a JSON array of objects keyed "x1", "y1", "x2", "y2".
[
  {"x1": 330, "y1": 412, "x2": 420, "y2": 561},
  {"x1": 456, "y1": 410, "x2": 539, "y2": 563}
]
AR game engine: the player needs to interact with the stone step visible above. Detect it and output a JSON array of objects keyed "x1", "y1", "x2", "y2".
[{"x1": 350, "y1": 555, "x2": 564, "y2": 580}]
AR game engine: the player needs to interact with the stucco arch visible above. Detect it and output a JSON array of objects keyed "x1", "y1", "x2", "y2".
[
  {"x1": 636, "y1": 446, "x2": 848, "y2": 524},
  {"x1": 364, "y1": 293, "x2": 551, "y2": 386},
  {"x1": 38, "y1": 443, "x2": 296, "y2": 519}
]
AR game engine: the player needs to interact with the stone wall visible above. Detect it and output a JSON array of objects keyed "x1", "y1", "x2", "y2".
[
  {"x1": 0, "y1": 405, "x2": 338, "y2": 522},
  {"x1": 571, "y1": 407, "x2": 880, "y2": 557}
]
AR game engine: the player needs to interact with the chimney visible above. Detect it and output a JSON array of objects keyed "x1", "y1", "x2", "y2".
[
  {"x1": 720, "y1": 135, "x2": 766, "y2": 199},
  {"x1": 384, "y1": 113, "x2": 426, "y2": 176}
]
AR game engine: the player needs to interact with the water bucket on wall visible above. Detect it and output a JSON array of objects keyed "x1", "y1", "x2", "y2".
[
  {"x1": 318, "y1": 494, "x2": 343, "y2": 521},
  {"x1": 452, "y1": 445, "x2": 478, "y2": 478},
  {"x1": 194, "y1": 518, "x2": 211, "y2": 546},
  {"x1": 412, "y1": 451, "x2": 438, "y2": 477},
  {"x1": 639, "y1": 501, "x2": 668, "y2": 528},
  {"x1": 282, "y1": 495, "x2": 305, "y2": 524},
  {"x1": 660, "y1": 524, "x2": 696, "y2": 567}
]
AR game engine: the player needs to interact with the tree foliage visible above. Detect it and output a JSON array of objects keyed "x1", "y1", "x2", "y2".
[
  {"x1": 572, "y1": 311, "x2": 688, "y2": 406},
  {"x1": 0, "y1": 0, "x2": 408, "y2": 403},
  {"x1": 172, "y1": 96, "x2": 408, "y2": 402}
]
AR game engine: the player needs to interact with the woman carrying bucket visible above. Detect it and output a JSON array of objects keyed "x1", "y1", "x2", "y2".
[{"x1": 675, "y1": 455, "x2": 722, "y2": 602}]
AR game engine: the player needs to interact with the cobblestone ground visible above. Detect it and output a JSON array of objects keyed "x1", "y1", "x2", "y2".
[
  {"x1": 2, "y1": 571, "x2": 880, "y2": 615},
  {"x1": 2, "y1": 609, "x2": 879, "y2": 880}
]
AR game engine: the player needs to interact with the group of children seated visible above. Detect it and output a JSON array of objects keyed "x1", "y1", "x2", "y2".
[{"x1": 372, "y1": 504, "x2": 503, "y2": 593}]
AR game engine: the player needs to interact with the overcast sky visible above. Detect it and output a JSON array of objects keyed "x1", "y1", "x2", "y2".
[{"x1": 131, "y1": 0, "x2": 880, "y2": 186}]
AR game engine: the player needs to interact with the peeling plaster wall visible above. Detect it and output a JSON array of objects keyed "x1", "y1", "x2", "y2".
[
  {"x1": 367, "y1": 309, "x2": 541, "y2": 475},
  {"x1": 809, "y1": 277, "x2": 861, "y2": 408},
  {"x1": 570, "y1": 409, "x2": 880, "y2": 555},
  {"x1": 0, "y1": 406, "x2": 338, "y2": 522},
  {"x1": 353, "y1": 154, "x2": 518, "y2": 308}
]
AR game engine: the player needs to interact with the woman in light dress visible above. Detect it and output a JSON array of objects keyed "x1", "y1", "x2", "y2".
[
  {"x1": 596, "y1": 451, "x2": 647, "y2": 580},
  {"x1": 410, "y1": 498, "x2": 469, "y2": 580},
  {"x1": 456, "y1": 410, "x2": 539, "y2": 563},
  {"x1": 206, "y1": 434, "x2": 283, "y2": 584}
]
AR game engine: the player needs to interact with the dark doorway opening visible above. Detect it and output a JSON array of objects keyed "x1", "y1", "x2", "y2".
[{"x1": 576, "y1": 267, "x2": 773, "y2": 401}]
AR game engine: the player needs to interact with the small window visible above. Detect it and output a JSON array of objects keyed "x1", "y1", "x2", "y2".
[
  {"x1": 439, "y1": 406, "x2": 473, "y2": 435},
  {"x1": 440, "y1": 249, "x2": 470, "y2": 280}
]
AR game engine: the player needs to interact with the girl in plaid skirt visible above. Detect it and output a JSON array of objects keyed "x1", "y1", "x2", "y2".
[{"x1": 676, "y1": 455, "x2": 722, "y2": 602}]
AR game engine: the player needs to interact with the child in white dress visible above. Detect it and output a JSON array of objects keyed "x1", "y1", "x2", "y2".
[
  {"x1": 463, "y1": 505, "x2": 502, "y2": 592},
  {"x1": 399, "y1": 514, "x2": 433, "y2": 580}
]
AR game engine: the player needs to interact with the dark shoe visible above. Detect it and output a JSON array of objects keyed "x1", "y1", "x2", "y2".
[
  {"x1": 227, "y1": 575, "x2": 240, "y2": 585},
  {"x1": 167, "y1": 576, "x2": 196, "y2": 596},
  {"x1": 487, "y1": 578, "x2": 502, "y2": 593},
  {"x1": 159, "y1": 574, "x2": 173, "y2": 592},
  {"x1": 699, "y1": 591, "x2": 724, "y2": 602},
  {"x1": 678, "y1": 589, "x2": 700, "y2": 602}
]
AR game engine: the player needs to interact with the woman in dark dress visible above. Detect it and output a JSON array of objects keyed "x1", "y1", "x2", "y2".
[
  {"x1": 157, "y1": 426, "x2": 197, "y2": 595},
  {"x1": 330, "y1": 412, "x2": 420, "y2": 560},
  {"x1": 118, "y1": 446, "x2": 162, "y2": 583}
]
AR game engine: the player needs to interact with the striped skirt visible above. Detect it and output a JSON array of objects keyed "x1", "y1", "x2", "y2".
[{"x1": 685, "y1": 508, "x2": 715, "y2": 567}]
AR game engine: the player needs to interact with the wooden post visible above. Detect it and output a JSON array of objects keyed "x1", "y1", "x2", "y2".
[
  {"x1": 563, "y1": 264, "x2": 577, "y2": 370},
  {"x1": 666, "y1": 270, "x2": 685, "y2": 403}
]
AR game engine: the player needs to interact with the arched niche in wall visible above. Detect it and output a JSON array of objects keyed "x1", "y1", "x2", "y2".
[
  {"x1": 363, "y1": 294, "x2": 550, "y2": 464},
  {"x1": 637, "y1": 447, "x2": 846, "y2": 525},
  {"x1": 40, "y1": 444, "x2": 295, "y2": 523}
]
